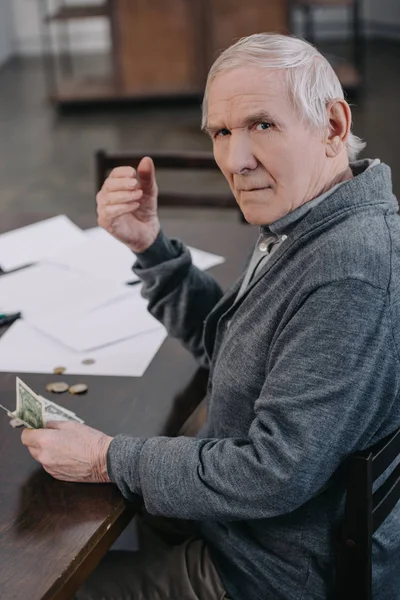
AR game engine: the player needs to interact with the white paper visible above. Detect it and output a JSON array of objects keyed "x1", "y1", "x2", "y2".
[
  {"x1": 44, "y1": 226, "x2": 225, "y2": 286},
  {"x1": 31, "y1": 293, "x2": 162, "y2": 352},
  {"x1": 85, "y1": 227, "x2": 225, "y2": 271},
  {"x1": 45, "y1": 227, "x2": 140, "y2": 285},
  {"x1": 0, "y1": 263, "x2": 131, "y2": 320},
  {"x1": 0, "y1": 215, "x2": 87, "y2": 272},
  {"x1": 188, "y1": 247, "x2": 225, "y2": 271},
  {"x1": 0, "y1": 320, "x2": 167, "y2": 377}
]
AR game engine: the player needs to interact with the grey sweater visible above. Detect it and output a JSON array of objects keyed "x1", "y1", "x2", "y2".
[{"x1": 107, "y1": 161, "x2": 400, "y2": 600}]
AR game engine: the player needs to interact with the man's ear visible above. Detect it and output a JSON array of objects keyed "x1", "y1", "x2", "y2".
[{"x1": 324, "y1": 99, "x2": 352, "y2": 158}]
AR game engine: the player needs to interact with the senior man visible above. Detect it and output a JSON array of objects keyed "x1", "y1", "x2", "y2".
[{"x1": 22, "y1": 33, "x2": 400, "y2": 599}]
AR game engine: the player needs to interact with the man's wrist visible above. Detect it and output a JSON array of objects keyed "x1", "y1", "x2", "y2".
[
  {"x1": 93, "y1": 435, "x2": 113, "y2": 483},
  {"x1": 127, "y1": 221, "x2": 161, "y2": 254}
]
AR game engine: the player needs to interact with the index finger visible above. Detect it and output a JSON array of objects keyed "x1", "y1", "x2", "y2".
[
  {"x1": 109, "y1": 166, "x2": 136, "y2": 179},
  {"x1": 45, "y1": 420, "x2": 80, "y2": 431}
]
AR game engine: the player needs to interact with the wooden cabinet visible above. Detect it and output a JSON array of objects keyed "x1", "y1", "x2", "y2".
[
  {"x1": 40, "y1": 0, "x2": 288, "y2": 105},
  {"x1": 112, "y1": 0, "x2": 205, "y2": 96},
  {"x1": 208, "y1": 0, "x2": 288, "y2": 61}
]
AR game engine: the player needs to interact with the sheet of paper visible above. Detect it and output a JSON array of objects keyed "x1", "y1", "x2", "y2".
[
  {"x1": 188, "y1": 246, "x2": 225, "y2": 271},
  {"x1": 31, "y1": 293, "x2": 162, "y2": 352},
  {"x1": 0, "y1": 320, "x2": 167, "y2": 377},
  {"x1": 0, "y1": 263, "x2": 132, "y2": 320},
  {"x1": 44, "y1": 227, "x2": 225, "y2": 286},
  {"x1": 44, "y1": 227, "x2": 140, "y2": 285},
  {"x1": 0, "y1": 215, "x2": 87, "y2": 272}
]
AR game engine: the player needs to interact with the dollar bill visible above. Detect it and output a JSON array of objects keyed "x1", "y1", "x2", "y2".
[
  {"x1": 16, "y1": 377, "x2": 45, "y2": 429},
  {"x1": 0, "y1": 379, "x2": 85, "y2": 429},
  {"x1": 38, "y1": 395, "x2": 84, "y2": 423},
  {"x1": 38, "y1": 395, "x2": 77, "y2": 418},
  {"x1": 42, "y1": 401, "x2": 84, "y2": 424}
]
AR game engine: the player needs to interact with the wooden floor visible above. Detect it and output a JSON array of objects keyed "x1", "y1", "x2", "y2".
[{"x1": 0, "y1": 39, "x2": 399, "y2": 234}]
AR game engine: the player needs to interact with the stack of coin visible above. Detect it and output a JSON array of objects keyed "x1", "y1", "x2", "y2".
[
  {"x1": 69, "y1": 384, "x2": 88, "y2": 395},
  {"x1": 46, "y1": 382, "x2": 69, "y2": 394}
]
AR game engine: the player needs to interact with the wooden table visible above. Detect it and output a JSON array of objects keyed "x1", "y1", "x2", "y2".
[{"x1": 0, "y1": 218, "x2": 257, "y2": 600}]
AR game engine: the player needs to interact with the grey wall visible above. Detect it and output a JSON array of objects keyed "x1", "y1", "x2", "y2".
[
  {"x1": 0, "y1": 0, "x2": 14, "y2": 66},
  {"x1": 367, "y1": 0, "x2": 400, "y2": 39},
  {"x1": 293, "y1": 0, "x2": 400, "y2": 41},
  {"x1": 368, "y1": 0, "x2": 400, "y2": 24}
]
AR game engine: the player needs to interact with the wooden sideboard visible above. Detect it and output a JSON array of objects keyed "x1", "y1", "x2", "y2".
[{"x1": 40, "y1": 0, "x2": 289, "y2": 104}]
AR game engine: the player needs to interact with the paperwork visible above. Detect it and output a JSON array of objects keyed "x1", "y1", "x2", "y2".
[
  {"x1": 45, "y1": 227, "x2": 225, "y2": 286},
  {"x1": 45, "y1": 227, "x2": 140, "y2": 286},
  {"x1": 32, "y1": 294, "x2": 162, "y2": 352},
  {"x1": 0, "y1": 263, "x2": 130, "y2": 320},
  {"x1": 0, "y1": 216, "x2": 225, "y2": 377},
  {"x1": 0, "y1": 215, "x2": 87, "y2": 272},
  {"x1": 0, "y1": 320, "x2": 167, "y2": 377},
  {"x1": 188, "y1": 246, "x2": 225, "y2": 272}
]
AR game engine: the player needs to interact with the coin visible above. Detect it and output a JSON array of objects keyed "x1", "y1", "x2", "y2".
[
  {"x1": 81, "y1": 358, "x2": 95, "y2": 365},
  {"x1": 46, "y1": 382, "x2": 69, "y2": 394},
  {"x1": 69, "y1": 383, "x2": 88, "y2": 395},
  {"x1": 53, "y1": 366, "x2": 66, "y2": 375}
]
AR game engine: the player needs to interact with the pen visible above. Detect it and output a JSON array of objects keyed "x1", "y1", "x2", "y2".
[{"x1": 0, "y1": 312, "x2": 22, "y2": 326}]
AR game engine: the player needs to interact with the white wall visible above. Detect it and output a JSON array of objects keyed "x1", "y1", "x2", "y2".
[
  {"x1": 0, "y1": 0, "x2": 14, "y2": 66},
  {"x1": 10, "y1": 0, "x2": 400, "y2": 57},
  {"x1": 12, "y1": 0, "x2": 110, "y2": 56}
]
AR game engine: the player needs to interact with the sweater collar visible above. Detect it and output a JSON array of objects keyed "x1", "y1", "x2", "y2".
[{"x1": 261, "y1": 159, "x2": 382, "y2": 238}]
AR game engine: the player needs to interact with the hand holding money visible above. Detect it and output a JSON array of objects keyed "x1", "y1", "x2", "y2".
[
  {"x1": 0, "y1": 377, "x2": 112, "y2": 483},
  {"x1": 21, "y1": 421, "x2": 113, "y2": 483}
]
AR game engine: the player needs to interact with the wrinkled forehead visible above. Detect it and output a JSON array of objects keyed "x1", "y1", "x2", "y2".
[{"x1": 206, "y1": 66, "x2": 292, "y2": 127}]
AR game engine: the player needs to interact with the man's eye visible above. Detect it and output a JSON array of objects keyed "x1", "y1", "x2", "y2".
[
  {"x1": 255, "y1": 122, "x2": 272, "y2": 131},
  {"x1": 215, "y1": 128, "x2": 230, "y2": 138}
]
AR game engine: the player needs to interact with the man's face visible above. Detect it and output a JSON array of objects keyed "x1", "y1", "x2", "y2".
[{"x1": 206, "y1": 67, "x2": 328, "y2": 225}]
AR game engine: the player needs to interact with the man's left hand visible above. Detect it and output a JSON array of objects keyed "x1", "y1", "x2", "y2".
[{"x1": 21, "y1": 421, "x2": 113, "y2": 483}]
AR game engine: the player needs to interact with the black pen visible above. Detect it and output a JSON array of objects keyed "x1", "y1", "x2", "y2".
[{"x1": 0, "y1": 312, "x2": 22, "y2": 326}]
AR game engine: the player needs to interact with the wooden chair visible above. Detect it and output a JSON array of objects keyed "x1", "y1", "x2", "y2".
[
  {"x1": 335, "y1": 426, "x2": 400, "y2": 599},
  {"x1": 95, "y1": 150, "x2": 244, "y2": 220}
]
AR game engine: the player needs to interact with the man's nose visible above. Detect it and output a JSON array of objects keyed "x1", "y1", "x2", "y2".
[{"x1": 226, "y1": 133, "x2": 258, "y2": 174}]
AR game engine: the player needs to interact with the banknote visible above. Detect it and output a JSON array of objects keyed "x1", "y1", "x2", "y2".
[
  {"x1": 0, "y1": 378, "x2": 84, "y2": 429},
  {"x1": 38, "y1": 395, "x2": 77, "y2": 418},
  {"x1": 42, "y1": 401, "x2": 84, "y2": 424},
  {"x1": 16, "y1": 377, "x2": 45, "y2": 429}
]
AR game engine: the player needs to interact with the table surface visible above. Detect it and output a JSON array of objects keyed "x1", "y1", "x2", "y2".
[{"x1": 0, "y1": 218, "x2": 257, "y2": 600}]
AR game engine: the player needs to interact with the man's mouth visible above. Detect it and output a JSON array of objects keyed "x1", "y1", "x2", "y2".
[{"x1": 239, "y1": 186, "x2": 271, "y2": 192}]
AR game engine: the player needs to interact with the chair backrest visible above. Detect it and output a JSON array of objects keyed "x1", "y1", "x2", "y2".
[
  {"x1": 335, "y1": 426, "x2": 400, "y2": 600},
  {"x1": 95, "y1": 149, "x2": 238, "y2": 210}
]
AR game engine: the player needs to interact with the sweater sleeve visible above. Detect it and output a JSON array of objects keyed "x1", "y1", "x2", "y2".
[
  {"x1": 107, "y1": 279, "x2": 399, "y2": 518},
  {"x1": 132, "y1": 229, "x2": 224, "y2": 367}
]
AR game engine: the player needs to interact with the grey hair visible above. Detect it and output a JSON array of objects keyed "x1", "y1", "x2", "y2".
[{"x1": 202, "y1": 33, "x2": 365, "y2": 161}]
